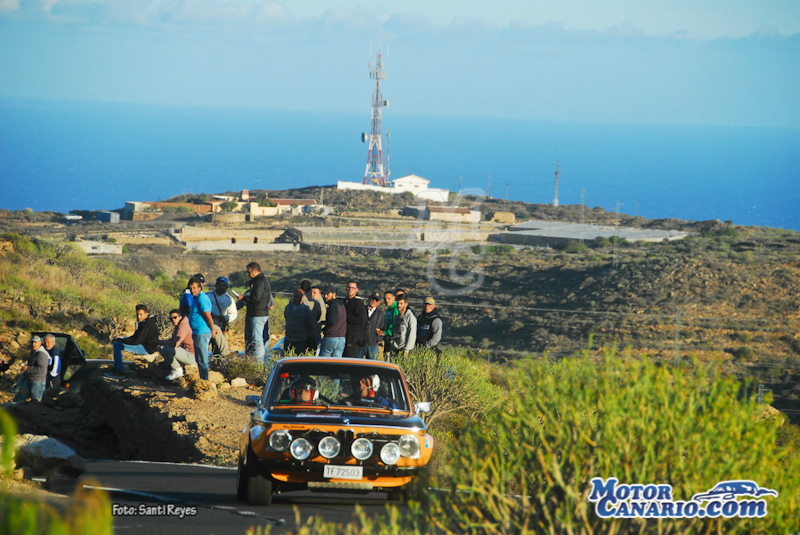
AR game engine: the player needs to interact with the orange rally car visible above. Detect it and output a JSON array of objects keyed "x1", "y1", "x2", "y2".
[{"x1": 237, "y1": 357, "x2": 434, "y2": 505}]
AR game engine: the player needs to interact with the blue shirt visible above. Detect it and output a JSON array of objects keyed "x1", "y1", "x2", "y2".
[{"x1": 188, "y1": 292, "x2": 212, "y2": 334}]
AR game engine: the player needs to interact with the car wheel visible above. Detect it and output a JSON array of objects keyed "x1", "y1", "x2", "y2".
[
  {"x1": 245, "y1": 446, "x2": 273, "y2": 506},
  {"x1": 236, "y1": 450, "x2": 248, "y2": 501}
]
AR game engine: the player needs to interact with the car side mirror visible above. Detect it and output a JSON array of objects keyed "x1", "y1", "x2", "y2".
[
  {"x1": 414, "y1": 401, "x2": 431, "y2": 416},
  {"x1": 245, "y1": 395, "x2": 261, "y2": 407}
]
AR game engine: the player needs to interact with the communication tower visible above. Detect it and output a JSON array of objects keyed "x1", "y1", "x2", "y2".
[
  {"x1": 361, "y1": 51, "x2": 390, "y2": 186},
  {"x1": 553, "y1": 160, "x2": 561, "y2": 207}
]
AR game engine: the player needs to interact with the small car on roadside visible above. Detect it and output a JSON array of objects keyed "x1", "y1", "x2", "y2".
[{"x1": 237, "y1": 357, "x2": 434, "y2": 505}]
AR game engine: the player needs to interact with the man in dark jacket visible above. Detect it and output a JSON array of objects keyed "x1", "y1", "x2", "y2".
[
  {"x1": 13, "y1": 335, "x2": 49, "y2": 402},
  {"x1": 358, "y1": 292, "x2": 385, "y2": 359},
  {"x1": 343, "y1": 281, "x2": 367, "y2": 358},
  {"x1": 110, "y1": 304, "x2": 160, "y2": 377},
  {"x1": 417, "y1": 296, "x2": 443, "y2": 355},
  {"x1": 236, "y1": 262, "x2": 273, "y2": 361},
  {"x1": 319, "y1": 287, "x2": 346, "y2": 357},
  {"x1": 284, "y1": 289, "x2": 314, "y2": 355}
]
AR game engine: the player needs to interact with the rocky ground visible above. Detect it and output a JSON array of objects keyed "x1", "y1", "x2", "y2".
[{"x1": 3, "y1": 353, "x2": 263, "y2": 468}]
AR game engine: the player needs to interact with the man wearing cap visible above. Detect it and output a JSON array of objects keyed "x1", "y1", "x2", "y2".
[
  {"x1": 319, "y1": 287, "x2": 346, "y2": 358},
  {"x1": 358, "y1": 292, "x2": 386, "y2": 359},
  {"x1": 417, "y1": 297, "x2": 443, "y2": 354},
  {"x1": 206, "y1": 276, "x2": 237, "y2": 357},
  {"x1": 13, "y1": 335, "x2": 49, "y2": 402}
]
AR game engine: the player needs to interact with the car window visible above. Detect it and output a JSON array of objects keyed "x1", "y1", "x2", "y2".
[{"x1": 267, "y1": 362, "x2": 409, "y2": 411}]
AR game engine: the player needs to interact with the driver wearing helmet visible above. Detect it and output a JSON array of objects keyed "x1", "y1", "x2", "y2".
[
  {"x1": 350, "y1": 374, "x2": 396, "y2": 409},
  {"x1": 290, "y1": 376, "x2": 317, "y2": 404}
]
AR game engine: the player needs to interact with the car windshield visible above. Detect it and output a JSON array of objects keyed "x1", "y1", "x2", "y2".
[{"x1": 266, "y1": 362, "x2": 410, "y2": 412}]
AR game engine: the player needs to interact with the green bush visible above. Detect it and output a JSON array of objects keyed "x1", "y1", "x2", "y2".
[
  {"x1": 392, "y1": 348, "x2": 500, "y2": 429},
  {"x1": 284, "y1": 351, "x2": 800, "y2": 535},
  {"x1": 0, "y1": 409, "x2": 113, "y2": 534}
]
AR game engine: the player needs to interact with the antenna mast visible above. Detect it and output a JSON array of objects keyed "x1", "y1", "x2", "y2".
[
  {"x1": 553, "y1": 160, "x2": 560, "y2": 207},
  {"x1": 362, "y1": 51, "x2": 389, "y2": 186}
]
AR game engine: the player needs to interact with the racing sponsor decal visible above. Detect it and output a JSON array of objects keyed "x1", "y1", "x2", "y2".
[{"x1": 588, "y1": 478, "x2": 778, "y2": 519}]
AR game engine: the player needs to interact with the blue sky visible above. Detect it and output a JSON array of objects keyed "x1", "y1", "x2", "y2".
[{"x1": 0, "y1": 0, "x2": 799, "y2": 127}]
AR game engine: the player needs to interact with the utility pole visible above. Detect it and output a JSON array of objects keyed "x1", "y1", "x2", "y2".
[
  {"x1": 579, "y1": 189, "x2": 587, "y2": 225},
  {"x1": 553, "y1": 160, "x2": 560, "y2": 207},
  {"x1": 673, "y1": 310, "x2": 682, "y2": 367},
  {"x1": 612, "y1": 201, "x2": 622, "y2": 268},
  {"x1": 504, "y1": 182, "x2": 509, "y2": 201},
  {"x1": 459, "y1": 176, "x2": 462, "y2": 196},
  {"x1": 487, "y1": 173, "x2": 491, "y2": 198}
]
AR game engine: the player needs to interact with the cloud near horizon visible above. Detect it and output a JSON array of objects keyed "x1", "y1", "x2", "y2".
[{"x1": 1, "y1": 0, "x2": 797, "y2": 128}]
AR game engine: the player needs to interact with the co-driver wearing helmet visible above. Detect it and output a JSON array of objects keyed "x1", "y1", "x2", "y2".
[{"x1": 350, "y1": 374, "x2": 396, "y2": 409}]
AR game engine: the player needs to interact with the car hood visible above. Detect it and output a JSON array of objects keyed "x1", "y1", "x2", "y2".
[{"x1": 261, "y1": 408, "x2": 427, "y2": 430}]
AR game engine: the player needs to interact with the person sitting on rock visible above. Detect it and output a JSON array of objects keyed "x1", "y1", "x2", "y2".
[
  {"x1": 109, "y1": 304, "x2": 160, "y2": 378},
  {"x1": 158, "y1": 309, "x2": 197, "y2": 381}
]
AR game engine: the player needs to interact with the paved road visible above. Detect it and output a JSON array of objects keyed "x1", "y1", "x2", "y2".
[{"x1": 84, "y1": 460, "x2": 397, "y2": 535}]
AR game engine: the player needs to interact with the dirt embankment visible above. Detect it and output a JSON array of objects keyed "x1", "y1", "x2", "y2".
[{"x1": 7, "y1": 363, "x2": 260, "y2": 467}]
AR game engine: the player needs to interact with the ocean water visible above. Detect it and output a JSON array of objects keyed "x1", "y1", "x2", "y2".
[{"x1": 1, "y1": 98, "x2": 798, "y2": 230}]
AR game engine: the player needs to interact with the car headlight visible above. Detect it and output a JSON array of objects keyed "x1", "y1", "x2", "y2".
[
  {"x1": 380, "y1": 443, "x2": 401, "y2": 465},
  {"x1": 268, "y1": 430, "x2": 292, "y2": 452},
  {"x1": 290, "y1": 438, "x2": 314, "y2": 460},
  {"x1": 398, "y1": 435, "x2": 421, "y2": 458},
  {"x1": 351, "y1": 438, "x2": 374, "y2": 460},
  {"x1": 318, "y1": 436, "x2": 341, "y2": 459}
]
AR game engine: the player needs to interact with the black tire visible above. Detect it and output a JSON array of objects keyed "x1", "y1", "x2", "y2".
[
  {"x1": 236, "y1": 450, "x2": 248, "y2": 501},
  {"x1": 244, "y1": 445, "x2": 273, "y2": 506}
]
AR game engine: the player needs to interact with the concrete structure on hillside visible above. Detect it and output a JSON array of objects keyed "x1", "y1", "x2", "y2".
[
  {"x1": 338, "y1": 174, "x2": 450, "y2": 202},
  {"x1": 123, "y1": 196, "x2": 324, "y2": 220},
  {"x1": 490, "y1": 220, "x2": 689, "y2": 247},
  {"x1": 73, "y1": 240, "x2": 123, "y2": 255},
  {"x1": 95, "y1": 211, "x2": 120, "y2": 223},
  {"x1": 403, "y1": 205, "x2": 481, "y2": 224}
]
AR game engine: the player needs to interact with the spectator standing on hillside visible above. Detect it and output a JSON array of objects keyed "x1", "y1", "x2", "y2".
[
  {"x1": 300, "y1": 280, "x2": 320, "y2": 352},
  {"x1": 236, "y1": 262, "x2": 273, "y2": 361},
  {"x1": 187, "y1": 276, "x2": 217, "y2": 380},
  {"x1": 310, "y1": 285, "x2": 326, "y2": 351},
  {"x1": 158, "y1": 309, "x2": 197, "y2": 381},
  {"x1": 13, "y1": 335, "x2": 49, "y2": 402},
  {"x1": 417, "y1": 297, "x2": 443, "y2": 355},
  {"x1": 387, "y1": 294, "x2": 417, "y2": 360},
  {"x1": 343, "y1": 281, "x2": 367, "y2": 358},
  {"x1": 43, "y1": 333, "x2": 62, "y2": 388},
  {"x1": 319, "y1": 287, "x2": 346, "y2": 358},
  {"x1": 377, "y1": 291, "x2": 398, "y2": 346},
  {"x1": 359, "y1": 292, "x2": 385, "y2": 359},
  {"x1": 206, "y1": 276, "x2": 237, "y2": 357},
  {"x1": 110, "y1": 304, "x2": 160, "y2": 377},
  {"x1": 284, "y1": 290, "x2": 315, "y2": 355}
]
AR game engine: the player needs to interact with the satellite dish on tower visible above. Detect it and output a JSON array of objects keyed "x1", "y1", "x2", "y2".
[{"x1": 361, "y1": 132, "x2": 367, "y2": 143}]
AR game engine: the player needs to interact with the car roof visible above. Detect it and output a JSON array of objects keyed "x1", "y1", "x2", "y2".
[{"x1": 273, "y1": 356, "x2": 404, "y2": 372}]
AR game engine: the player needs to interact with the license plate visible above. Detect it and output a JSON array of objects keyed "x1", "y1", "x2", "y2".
[{"x1": 323, "y1": 465, "x2": 363, "y2": 480}]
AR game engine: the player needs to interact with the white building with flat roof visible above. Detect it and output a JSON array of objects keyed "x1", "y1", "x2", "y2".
[{"x1": 337, "y1": 174, "x2": 449, "y2": 202}]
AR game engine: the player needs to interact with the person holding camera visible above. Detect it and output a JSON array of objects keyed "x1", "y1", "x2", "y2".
[{"x1": 207, "y1": 276, "x2": 237, "y2": 358}]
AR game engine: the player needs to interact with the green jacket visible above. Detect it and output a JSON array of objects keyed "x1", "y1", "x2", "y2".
[{"x1": 383, "y1": 302, "x2": 399, "y2": 337}]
